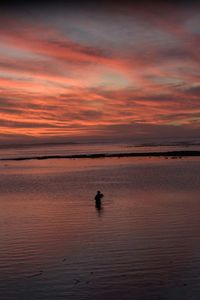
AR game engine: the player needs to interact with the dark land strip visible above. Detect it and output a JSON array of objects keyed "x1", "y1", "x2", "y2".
[{"x1": 1, "y1": 151, "x2": 200, "y2": 161}]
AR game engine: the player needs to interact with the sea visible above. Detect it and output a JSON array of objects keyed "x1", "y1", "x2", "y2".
[{"x1": 0, "y1": 140, "x2": 200, "y2": 300}]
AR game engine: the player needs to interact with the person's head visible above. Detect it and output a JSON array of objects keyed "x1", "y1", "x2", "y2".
[{"x1": 97, "y1": 190, "x2": 100, "y2": 194}]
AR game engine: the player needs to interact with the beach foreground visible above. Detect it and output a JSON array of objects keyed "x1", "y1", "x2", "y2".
[{"x1": 0, "y1": 157, "x2": 200, "y2": 300}]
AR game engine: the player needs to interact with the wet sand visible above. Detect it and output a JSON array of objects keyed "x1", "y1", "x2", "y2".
[{"x1": 0, "y1": 157, "x2": 200, "y2": 300}]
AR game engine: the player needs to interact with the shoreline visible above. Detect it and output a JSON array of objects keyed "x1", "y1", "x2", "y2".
[{"x1": 1, "y1": 150, "x2": 200, "y2": 161}]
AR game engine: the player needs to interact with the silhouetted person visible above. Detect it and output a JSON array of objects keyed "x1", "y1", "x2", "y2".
[
  {"x1": 95, "y1": 191, "x2": 104, "y2": 215},
  {"x1": 95, "y1": 190, "x2": 104, "y2": 201}
]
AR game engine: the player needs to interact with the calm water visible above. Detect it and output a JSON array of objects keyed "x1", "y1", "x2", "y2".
[{"x1": 0, "y1": 157, "x2": 200, "y2": 300}]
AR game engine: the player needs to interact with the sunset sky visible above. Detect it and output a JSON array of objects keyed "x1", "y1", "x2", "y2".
[{"x1": 0, "y1": 0, "x2": 200, "y2": 145}]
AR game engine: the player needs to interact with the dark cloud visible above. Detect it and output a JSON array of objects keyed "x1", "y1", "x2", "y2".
[
  {"x1": 184, "y1": 85, "x2": 200, "y2": 96},
  {"x1": 1, "y1": 0, "x2": 200, "y2": 16}
]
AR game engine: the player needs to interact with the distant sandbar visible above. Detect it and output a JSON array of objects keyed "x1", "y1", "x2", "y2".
[{"x1": 1, "y1": 150, "x2": 200, "y2": 161}]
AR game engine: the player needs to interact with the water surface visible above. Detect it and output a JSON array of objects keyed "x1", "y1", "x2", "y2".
[{"x1": 0, "y1": 157, "x2": 200, "y2": 300}]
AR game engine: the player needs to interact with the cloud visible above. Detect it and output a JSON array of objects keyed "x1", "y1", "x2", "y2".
[
  {"x1": 0, "y1": 3, "x2": 199, "y2": 143},
  {"x1": 184, "y1": 85, "x2": 200, "y2": 96}
]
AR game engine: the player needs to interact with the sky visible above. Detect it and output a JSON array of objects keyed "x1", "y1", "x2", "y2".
[{"x1": 0, "y1": 0, "x2": 200, "y2": 145}]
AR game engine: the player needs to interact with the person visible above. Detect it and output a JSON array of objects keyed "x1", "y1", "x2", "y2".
[{"x1": 95, "y1": 190, "x2": 104, "y2": 201}]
